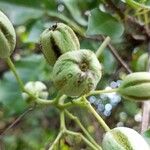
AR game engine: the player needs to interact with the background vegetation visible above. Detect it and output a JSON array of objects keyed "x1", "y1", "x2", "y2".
[{"x1": 0, "y1": 0, "x2": 150, "y2": 149}]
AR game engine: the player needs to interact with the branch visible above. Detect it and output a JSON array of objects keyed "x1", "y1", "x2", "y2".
[
  {"x1": 0, "y1": 106, "x2": 34, "y2": 137},
  {"x1": 107, "y1": 39, "x2": 132, "y2": 73},
  {"x1": 86, "y1": 88, "x2": 118, "y2": 97},
  {"x1": 84, "y1": 35, "x2": 132, "y2": 73},
  {"x1": 48, "y1": 108, "x2": 98, "y2": 149},
  {"x1": 99, "y1": 35, "x2": 132, "y2": 73},
  {"x1": 62, "y1": 89, "x2": 119, "y2": 109},
  {"x1": 96, "y1": 36, "x2": 111, "y2": 58}
]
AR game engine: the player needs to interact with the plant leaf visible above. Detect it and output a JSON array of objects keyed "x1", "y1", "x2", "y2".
[
  {"x1": 143, "y1": 128, "x2": 150, "y2": 146},
  {"x1": 86, "y1": 8, "x2": 124, "y2": 38},
  {"x1": 63, "y1": 0, "x2": 87, "y2": 26},
  {"x1": 0, "y1": 1, "x2": 43, "y2": 25}
]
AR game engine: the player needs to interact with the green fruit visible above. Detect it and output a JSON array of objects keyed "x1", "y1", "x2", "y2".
[
  {"x1": 102, "y1": 127, "x2": 150, "y2": 150},
  {"x1": 0, "y1": 10, "x2": 16, "y2": 58},
  {"x1": 118, "y1": 72, "x2": 150, "y2": 101},
  {"x1": 136, "y1": 53, "x2": 148, "y2": 71},
  {"x1": 52, "y1": 49, "x2": 102, "y2": 97},
  {"x1": 40, "y1": 23, "x2": 80, "y2": 65}
]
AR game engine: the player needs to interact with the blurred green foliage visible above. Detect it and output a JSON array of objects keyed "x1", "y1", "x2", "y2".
[{"x1": 0, "y1": 0, "x2": 150, "y2": 149}]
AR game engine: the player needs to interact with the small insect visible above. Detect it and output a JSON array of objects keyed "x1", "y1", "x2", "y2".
[{"x1": 49, "y1": 23, "x2": 58, "y2": 31}]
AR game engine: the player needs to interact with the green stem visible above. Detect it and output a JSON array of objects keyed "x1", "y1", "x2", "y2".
[
  {"x1": 6, "y1": 57, "x2": 24, "y2": 90},
  {"x1": 83, "y1": 97, "x2": 110, "y2": 132},
  {"x1": 5, "y1": 57, "x2": 35, "y2": 98},
  {"x1": 61, "y1": 97, "x2": 86, "y2": 109},
  {"x1": 65, "y1": 130, "x2": 98, "y2": 150},
  {"x1": 60, "y1": 111, "x2": 66, "y2": 130},
  {"x1": 143, "y1": 9, "x2": 149, "y2": 28},
  {"x1": 35, "y1": 98, "x2": 55, "y2": 105},
  {"x1": 54, "y1": 93, "x2": 63, "y2": 105},
  {"x1": 59, "y1": 95, "x2": 67, "y2": 105},
  {"x1": 65, "y1": 110, "x2": 102, "y2": 150},
  {"x1": 32, "y1": 95, "x2": 67, "y2": 106},
  {"x1": 48, "y1": 96, "x2": 66, "y2": 150},
  {"x1": 86, "y1": 88, "x2": 118, "y2": 97},
  {"x1": 62, "y1": 88, "x2": 118, "y2": 109},
  {"x1": 96, "y1": 36, "x2": 111, "y2": 58},
  {"x1": 125, "y1": 0, "x2": 150, "y2": 9},
  {"x1": 59, "y1": 94, "x2": 66, "y2": 130},
  {"x1": 48, "y1": 131, "x2": 63, "y2": 150}
]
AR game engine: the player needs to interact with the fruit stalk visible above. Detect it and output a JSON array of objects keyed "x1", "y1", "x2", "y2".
[{"x1": 83, "y1": 97, "x2": 110, "y2": 132}]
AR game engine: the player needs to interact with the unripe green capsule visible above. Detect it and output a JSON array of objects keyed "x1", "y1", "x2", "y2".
[
  {"x1": 118, "y1": 72, "x2": 150, "y2": 101},
  {"x1": 40, "y1": 23, "x2": 80, "y2": 65},
  {"x1": 52, "y1": 49, "x2": 102, "y2": 97},
  {"x1": 0, "y1": 10, "x2": 16, "y2": 58},
  {"x1": 102, "y1": 127, "x2": 150, "y2": 150}
]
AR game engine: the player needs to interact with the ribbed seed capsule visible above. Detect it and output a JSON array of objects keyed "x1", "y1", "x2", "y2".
[
  {"x1": 52, "y1": 49, "x2": 102, "y2": 97},
  {"x1": 102, "y1": 127, "x2": 150, "y2": 150},
  {"x1": 118, "y1": 72, "x2": 150, "y2": 101},
  {"x1": 0, "y1": 10, "x2": 16, "y2": 58},
  {"x1": 40, "y1": 23, "x2": 80, "y2": 65}
]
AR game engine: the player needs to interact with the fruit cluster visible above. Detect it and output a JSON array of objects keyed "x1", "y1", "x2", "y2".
[
  {"x1": 0, "y1": 10, "x2": 150, "y2": 150},
  {"x1": 40, "y1": 23, "x2": 102, "y2": 97}
]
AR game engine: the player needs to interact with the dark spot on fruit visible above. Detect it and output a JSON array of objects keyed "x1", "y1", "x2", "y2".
[
  {"x1": 77, "y1": 73, "x2": 85, "y2": 86},
  {"x1": 67, "y1": 73, "x2": 73, "y2": 78},
  {"x1": 56, "y1": 68, "x2": 62, "y2": 75},
  {"x1": 80, "y1": 62, "x2": 88, "y2": 72},
  {"x1": 56, "y1": 77, "x2": 67, "y2": 88},
  {"x1": 51, "y1": 37, "x2": 62, "y2": 58},
  {"x1": 77, "y1": 79, "x2": 82, "y2": 85}
]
